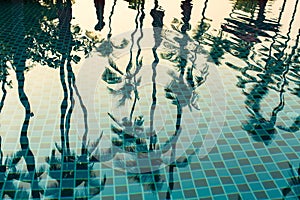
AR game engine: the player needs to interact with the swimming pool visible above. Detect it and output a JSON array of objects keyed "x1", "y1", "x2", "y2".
[{"x1": 0, "y1": 0, "x2": 300, "y2": 199}]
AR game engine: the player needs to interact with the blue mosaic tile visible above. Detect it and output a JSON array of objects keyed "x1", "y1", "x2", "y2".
[{"x1": 1, "y1": 0, "x2": 300, "y2": 199}]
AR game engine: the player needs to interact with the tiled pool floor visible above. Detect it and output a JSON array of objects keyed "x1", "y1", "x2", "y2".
[{"x1": 0, "y1": 0, "x2": 300, "y2": 199}]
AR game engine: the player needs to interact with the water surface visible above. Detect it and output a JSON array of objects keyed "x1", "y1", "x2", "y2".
[{"x1": 0, "y1": 0, "x2": 300, "y2": 199}]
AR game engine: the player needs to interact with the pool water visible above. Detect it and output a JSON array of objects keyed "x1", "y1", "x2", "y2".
[{"x1": 0, "y1": 0, "x2": 300, "y2": 199}]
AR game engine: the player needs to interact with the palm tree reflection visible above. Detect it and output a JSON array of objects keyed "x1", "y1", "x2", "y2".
[
  {"x1": 97, "y1": 0, "x2": 128, "y2": 59},
  {"x1": 0, "y1": 65, "x2": 8, "y2": 114},
  {"x1": 0, "y1": 42, "x2": 11, "y2": 114},
  {"x1": 99, "y1": 0, "x2": 129, "y2": 86},
  {"x1": 192, "y1": 0, "x2": 210, "y2": 43},
  {"x1": 124, "y1": 0, "x2": 142, "y2": 10},
  {"x1": 242, "y1": 83, "x2": 285, "y2": 145},
  {"x1": 0, "y1": 1, "x2": 62, "y2": 198},
  {"x1": 0, "y1": 0, "x2": 56, "y2": 114},
  {"x1": 277, "y1": 30, "x2": 300, "y2": 134},
  {"x1": 149, "y1": 0, "x2": 164, "y2": 151},
  {"x1": 107, "y1": 0, "x2": 145, "y2": 146},
  {"x1": 162, "y1": 0, "x2": 209, "y2": 112},
  {"x1": 112, "y1": 1, "x2": 163, "y2": 190},
  {"x1": 279, "y1": 30, "x2": 300, "y2": 199},
  {"x1": 0, "y1": 2, "x2": 106, "y2": 197},
  {"x1": 242, "y1": 0, "x2": 299, "y2": 144},
  {"x1": 166, "y1": 1, "x2": 192, "y2": 198},
  {"x1": 0, "y1": 140, "x2": 44, "y2": 199},
  {"x1": 282, "y1": 163, "x2": 300, "y2": 198},
  {"x1": 7, "y1": 1, "x2": 43, "y2": 198},
  {"x1": 42, "y1": 1, "x2": 106, "y2": 198},
  {"x1": 100, "y1": 0, "x2": 193, "y2": 192},
  {"x1": 16, "y1": 52, "x2": 41, "y2": 199},
  {"x1": 105, "y1": 0, "x2": 144, "y2": 113}
]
